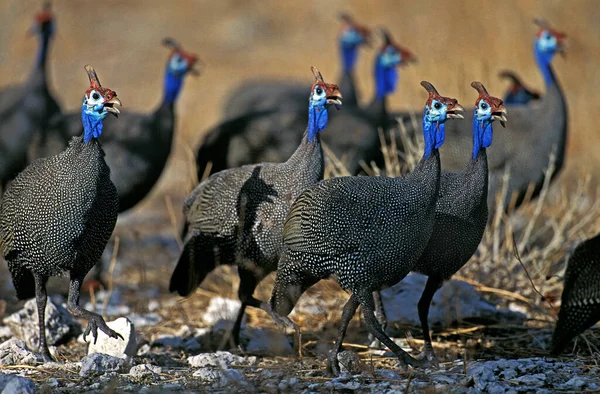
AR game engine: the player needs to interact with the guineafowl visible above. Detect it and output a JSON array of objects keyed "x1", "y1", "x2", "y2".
[
  {"x1": 499, "y1": 70, "x2": 541, "y2": 105},
  {"x1": 170, "y1": 67, "x2": 342, "y2": 347},
  {"x1": 396, "y1": 19, "x2": 567, "y2": 215},
  {"x1": 397, "y1": 82, "x2": 507, "y2": 363},
  {"x1": 223, "y1": 12, "x2": 369, "y2": 120},
  {"x1": 0, "y1": 2, "x2": 61, "y2": 194},
  {"x1": 196, "y1": 29, "x2": 414, "y2": 177},
  {"x1": 41, "y1": 38, "x2": 199, "y2": 212},
  {"x1": 551, "y1": 234, "x2": 600, "y2": 355},
  {"x1": 268, "y1": 82, "x2": 464, "y2": 376},
  {"x1": 0, "y1": 65, "x2": 122, "y2": 361}
]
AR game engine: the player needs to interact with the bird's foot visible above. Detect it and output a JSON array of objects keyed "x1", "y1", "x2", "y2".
[
  {"x1": 38, "y1": 347, "x2": 55, "y2": 363},
  {"x1": 83, "y1": 314, "x2": 124, "y2": 344},
  {"x1": 326, "y1": 351, "x2": 341, "y2": 377},
  {"x1": 417, "y1": 347, "x2": 440, "y2": 368},
  {"x1": 396, "y1": 352, "x2": 430, "y2": 370}
]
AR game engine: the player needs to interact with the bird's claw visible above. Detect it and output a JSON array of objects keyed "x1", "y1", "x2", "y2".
[
  {"x1": 326, "y1": 352, "x2": 341, "y2": 377},
  {"x1": 83, "y1": 315, "x2": 123, "y2": 344},
  {"x1": 417, "y1": 348, "x2": 440, "y2": 368}
]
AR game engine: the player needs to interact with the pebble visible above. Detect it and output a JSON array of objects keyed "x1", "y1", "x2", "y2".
[
  {"x1": 79, "y1": 353, "x2": 126, "y2": 377},
  {"x1": 0, "y1": 338, "x2": 42, "y2": 366},
  {"x1": 87, "y1": 317, "x2": 136, "y2": 360}
]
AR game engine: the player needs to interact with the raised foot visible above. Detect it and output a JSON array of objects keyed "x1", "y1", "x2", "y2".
[{"x1": 83, "y1": 314, "x2": 124, "y2": 344}]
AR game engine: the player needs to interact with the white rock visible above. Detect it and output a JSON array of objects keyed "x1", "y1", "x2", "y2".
[
  {"x1": 380, "y1": 273, "x2": 526, "y2": 330},
  {"x1": 3, "y1": 298, "x2": 82, "y2": 350},
  {"x1": 0, "y1": 338, "x2": 42, "y2": 366},
  {"x1": 0, "y1": 327, "x2": 11, "y2": 340},
  {"x1": 87, "y1": 317, "x2": 136, "y2": 360},
  {"x1": 202, "y1": 297, "x2": 242, "y2": 325},
  {"x1": 192, "y1": 367, "x2": 247, "y2": 388},
  {"x1": 129, "y1": 364, "x2": 161, "y2": 382},
  {"x1": 187, "y1": 351, "x2": 254, "y2": 368}
]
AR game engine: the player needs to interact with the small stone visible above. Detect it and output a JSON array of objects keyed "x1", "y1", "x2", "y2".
[
  {"x1": 202, "y1": 297, "x2": 242, "y2": 325},
  {"x1": 375, "y1": 369, "x2": 402, "y2": 381},
  {"x1": 514, "y1": 373, "x2": 546, "y2": 386},
  {"x1": 148, "y1": 300, "x2": 160, "y2": 312},
  {"x1": 0, "y1": 327, "x2": 11, "y2": 340},
  {"x1": 193, "y1": 367, "x2": 221, "y2": 383},
  {"x1": 0, "y1": 375, "x2": 36, "y2": 394},
  {"x1": 0, "y1": 338, "x2": 42, "y2": 366},
  {"x1": 87, "y1": 317, "x2": 136, "y2": 360},
  {"x1": 500, "y1": 368, "x2": 517, "y2": 380},
  {"x1": 3, "y1": 298, "x2": 82, "y2": 350},
  {"x1": 129, "y1": 364, "x2": 161, "y2": 383},
  {"x1": 80, "y1": 353, "x2": 126, "y2": 377},
  {"x1": 564, "y1": 377, "x2": 586, "y2": 389},
  {"x1": 137, "y1": 344, "x2": 151, "y2": 356},
  {"x1": 187, "y1": 351, "x2": 254, "y2": 368},
  {"x1": 337, "y1": 350, "x2": 362, "y2": 375},
  {"x1": 193, "y1": 367, "x2": 246, "y2": 388},
  {"x1": 433, "y1": 375, "x2": 456, "y2": 385},
  {"x1": 46, "y1": 377, "x2": 59, "y2": 387}
]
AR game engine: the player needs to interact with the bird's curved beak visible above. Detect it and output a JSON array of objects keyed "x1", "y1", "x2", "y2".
[
  {"x1": 446, "y1": 103, "x2": 465, "y2": 119},
  {"x1": 326, "y1": 88, "x2": 343, "y2": 110},
  {"x1": 104, "y1": 97, "x2": 122, "y2": 118},
  {"x1": 492, "y1": 105, "x2": 508, "y2": 127}
]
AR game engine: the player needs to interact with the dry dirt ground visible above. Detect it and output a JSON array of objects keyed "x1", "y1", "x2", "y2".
[{"x1": 1, "y1": 1, "x2": 600, "y2": 392}]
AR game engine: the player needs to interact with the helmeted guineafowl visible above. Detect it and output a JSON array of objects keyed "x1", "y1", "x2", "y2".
[
  {"x1": 395, "y1": 82, "x2": 507, "y2": 363},
  {"x1": 396, "y1": 18, "x2": 567, "y2": 216},
  {"x1": 41, "y1": 38, "x2": 199, "y2": 213},
  {"x1": 223, "y1": 12, "x2": 369, "y2": 120},
  {"x1": 196, "y1": 28, "x2": 414, "y2": 177},
  {"x1": 0, "y1": 2, "x2": 61, "y2": 194},
  {"x1": 170, "y1": 66, "x2": 342, "y2": 347},
  {"x1": 268, "y1": 82, "x2": 464, "y2": 376},
  {"x1": 0, "y1": 65, "x2": 122, "y2": 361},
  {"x1": 499, "y1": 70, "x2": 541, "y2": 105},
  {"x1": 551, "y1": 234, "x2": 600, "y2": 355}
]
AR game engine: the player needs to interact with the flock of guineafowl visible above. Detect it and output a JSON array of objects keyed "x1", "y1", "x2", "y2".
[{"x1": 0, "y1": 3, "x2": 598, "y2": 376}]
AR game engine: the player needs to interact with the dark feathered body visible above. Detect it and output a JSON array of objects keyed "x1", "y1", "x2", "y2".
[
  {"x1": 0, "y1": 70, "x2": 61, "y2": 190},
  {"x1": 552, "y1": 234, "x2": 600, "y2": 354},
  {"x1": 272, "y1": 150, "x2": 440, "y2": 313},
  {"x1": 196, "y1": 106, "x2": 377, "y2": 178},
  {"x1": 36, "y1": 103, "x2": 175, "y2": 212},
  {"x1": 412, "y1": 151, "x2": 488, "y2": 278},
  {"x1": 0, "y1": 136, "x2": 118, "y2": 299},
  {"x1": 173, "y1": 132, "x2": 323, "y2": 296}
]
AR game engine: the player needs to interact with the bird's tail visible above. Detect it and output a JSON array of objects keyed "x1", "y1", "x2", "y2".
[{"x1": 169, "y1": 237, "x2": 216, "y2": 297}]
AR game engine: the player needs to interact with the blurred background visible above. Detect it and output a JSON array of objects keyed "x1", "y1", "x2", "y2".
[{"x1": 0, "y1": 0, "x2": 598, "y2": 307}]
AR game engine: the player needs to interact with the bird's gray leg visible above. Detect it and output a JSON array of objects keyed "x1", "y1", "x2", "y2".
[
  {"x1": 327, "y1": 294, "x2": 360, "y2": 377},
  {"x1": 66, "y1": 273, "x2": 123, "y2": 344},
  {"x1": 369, "y1": 291, "x2": 387, "y2": 347},
  {"x1": 417, "y1": 276, "x2": 443, "y2": 364},
  {"x1": 34, "y1": 274, "x2": 53, "y2": 362},
  {"x1": 359, "y1": 292, "x2": 427, "y2": 369}
]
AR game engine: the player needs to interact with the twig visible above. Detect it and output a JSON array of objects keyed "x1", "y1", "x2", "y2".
[
  {"x1": 103, "y1": 236, "x2": 120, "y2": 318},
  {"x1": 165, "y1": 195, "x2": 184, "y2": 251}
]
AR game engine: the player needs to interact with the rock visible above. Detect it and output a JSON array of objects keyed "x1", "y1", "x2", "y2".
[
  {"x1": 193, "y1": 367, "x2": 247, "y2": 388},
  {"x1": 337, "y1": 350, "x2": 362, "y2": 375},
  {"x1": 3, "y1": 298, "x2": 82, "y2": 350},
  {"x1": 514, "y1": 373, "x2": 546, "y2": 386},
  {"x1": 0, "y1": 374, "x2": 35, "y2": 394},
  {"x1": 380, "y1": 274, "x2": 526, "y2": 333},
  {"x1": 202, "y1": 297, "x2": 242, "y2": 325},
  {"x1": 563, "y1": 377, "x2": 586, "y2": 389},
  {"x1": 188, "y1": 351, "x2": 256, "y2": 368},
  {"x1": 128, "y1": 313, "x2": 162, "y2": 328},
  {"x1": 433, "y1": 375, "x2": 456, "y2": 385},
  {"x1": 375, "y1": 369, "x2": 402, "y2": 380},
  {"x1": 0, "y1": 338, "x2": 42, "y2": 366},
  {"x1": 245, "y1": 329, "x2": 292, "y2": 356},
  {"x1": 87, "y1": 317, "x2": 136, "y2": 359},
  {"x1": 129, "y1": 364, "x2": 161, "y2": 383},
  {"x1": 80, "y1": 353, "x2": 126, "y2": 377},
  {"x1": 46, "y1": 377, "x2": 59, "y2": 388},
  {"x1": 0, "y1": 327, "x2": 11, "y2": 340}
]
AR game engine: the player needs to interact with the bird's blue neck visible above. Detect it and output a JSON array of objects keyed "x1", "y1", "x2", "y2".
[
  {"x1": 374, "y1": 55, "x2": 398, "y2": 101},
  {"x1": 163, "y1": 69, "x2": 185, "y2": 105},
  {"x1": 472, "y1": 116, "x2": 493, "y2": 160},
  {"x1": 534, "y1": 45, "x2": 555, "y2": 87},
  {"x1": 307, "y1": 103, "x2": 329, "y2": 143},
  {"x1": 422, "y1": 107, "x2": 445, "y2": 159},
  {"x1": 81, "y1": 106, "x2": 106, "y2": 143},
  {"x1": 36, "y1": 33, "x2": 51, "y2": 69},
  {"x1": 340, "y1": 42, "x2": 359, "y2": 73}
]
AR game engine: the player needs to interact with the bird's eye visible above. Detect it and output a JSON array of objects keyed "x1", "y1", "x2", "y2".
[
  {"x1": 433, "y1": 102, "x2": 442, "y2": 110},
  {"x1": 480, "y1": 102, "x2": 488, "y2": 110},
  {"x1": 92, "y1": 93, "x2": 100, "y2": 100},
  {"x1": 316, "y1": 87, "x2": 323, "y2": 95}
]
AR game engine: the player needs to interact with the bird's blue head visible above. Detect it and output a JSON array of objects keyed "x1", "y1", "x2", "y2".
[
  {"x1": 338, "y1": 13, "x2": 371, "y2": 72},
  {"x1": 162, "y1": 38, "x2": 200, "y2": 104},
  {"x1": 306, "y1": 66, "x2": 343, "y2": 142},
  {"x1": 375, "y1": 28, "x2": 416, "y2": 100},
  {"x1": 533, "y1": 18, "x2": 566, "y2": 84},
  {"x1": 421, "y1": 81, "x2": 464, "y2": 158},
  {"x1": 471, "y1": 81, "x2": 507, "y2": 159},
  {"x1": 80, "y1": 65, "x2": 122, "y2": 143}
]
